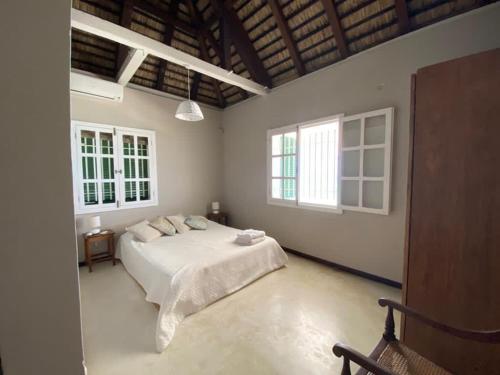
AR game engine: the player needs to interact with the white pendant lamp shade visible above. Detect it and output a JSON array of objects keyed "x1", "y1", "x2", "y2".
[
  {"x1": 175, "y1": 100, "x2": 204, "y2": 121},
  {"x1": 175, "y1": 67, "x2": 204, "y2": 122}
]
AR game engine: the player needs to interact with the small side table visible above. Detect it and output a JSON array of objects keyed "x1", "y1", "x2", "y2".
[
  {"x1": 84, "y1": 230, "x2": 115, "y2": 272},
  {"x1": 207, "y1": 212, "x2": 228, "y2": 226}
]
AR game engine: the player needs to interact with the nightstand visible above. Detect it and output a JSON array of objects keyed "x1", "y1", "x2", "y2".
[
  {"x1": 84, "y1": 230, "x2": 115, "y2": 272},
  {"x1": 207, "y1": 212, "x2": 228, "y2": 226}
]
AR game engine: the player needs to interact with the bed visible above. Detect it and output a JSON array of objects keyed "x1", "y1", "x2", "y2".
[{"x1": 116, "y1": 220, "x2": 288, "y2": 352}]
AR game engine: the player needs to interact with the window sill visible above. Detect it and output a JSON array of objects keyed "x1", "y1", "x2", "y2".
[
  {"x1": 75, "y1": 200, "x2": 158, "y2": 215},
  {"x1": 267, "y1": 199, "x2": 343, "y2": 214}
]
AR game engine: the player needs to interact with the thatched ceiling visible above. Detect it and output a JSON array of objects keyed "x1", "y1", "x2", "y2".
[{"x1": 71, "y1": 0, "x2": 495, "y2": 108}]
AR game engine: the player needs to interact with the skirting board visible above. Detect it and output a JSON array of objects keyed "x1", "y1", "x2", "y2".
[{"x1": 283, "y1": 247, "x2": 402, "y2": 289}]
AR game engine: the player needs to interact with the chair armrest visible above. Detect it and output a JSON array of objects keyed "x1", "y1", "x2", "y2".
[
  {"x1": 333, "y1": 343, "x2": 396, "y2": 375},
  {"x1": 379, "y1": 298, "x2": 500, "y2": 343}
]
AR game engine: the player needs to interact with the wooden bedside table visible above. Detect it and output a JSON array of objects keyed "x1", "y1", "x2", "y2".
[
  {"x1": 207, "y1": 212, "x2": 228, "y2": 226},
  {"x1": 83, "y1": 230, "x2": 115, "y2": 272}
]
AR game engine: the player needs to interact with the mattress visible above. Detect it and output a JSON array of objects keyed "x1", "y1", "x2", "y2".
[{"x1": 116, "y1": 221, "x2": 288, "y2": 352}]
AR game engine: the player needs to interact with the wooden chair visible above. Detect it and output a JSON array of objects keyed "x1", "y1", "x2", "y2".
[{"x1": 333, "y1": 298, "x2": 500, "y2": 375}]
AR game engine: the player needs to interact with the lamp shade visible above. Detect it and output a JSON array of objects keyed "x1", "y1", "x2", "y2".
[
  {"x1": 87, "y1": 216, "x2": 101, "y2": 229},
  {"x1": 175, "y1": 100, "x2": 204, "y2": 122},
  {"x1": 212, "y1": 202, "x2": 220, "y2": 210}
]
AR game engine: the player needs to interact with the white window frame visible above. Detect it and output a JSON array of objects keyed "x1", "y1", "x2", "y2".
[
  {"x1": 266, "y1": 108, "x2": 393, "y2": 215},
  {"x1": 340, "y1": 108, "x2": 393, "y2": 215},
  {"x1": 267, "y1": 114, "x2": 344, "y2": 214},
  {"x1": 71, "y1": 120, "x2": 158, "y2": 214}
]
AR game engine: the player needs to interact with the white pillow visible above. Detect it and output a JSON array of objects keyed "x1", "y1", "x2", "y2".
[
  {"x1": 126, "y1": 220, "x2": 162, "y2": 242},
  {"x1": 167, "y1": 214, "x2": 191, "y2": 234},
  {"x1": 149, "y1": 216, "x2": 176, "y2": 236}
]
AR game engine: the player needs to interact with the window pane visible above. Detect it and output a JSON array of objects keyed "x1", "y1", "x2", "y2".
[
  {"x1": 124, "y1": 158, "x2": 136, "y2": 179},
  {"x1": 123, "y1": 135, "x2": 135, "y2": 156},
  {"x1": 363, "y1": 148, "x2": 384, "y2": 177},
  {"x1": 82, "y1": 156, "x2": 97, "y2": 180},
  {"x1": 363, "y1": 181, "x2": 383, "y2": 209},
  {"x1": 81, "y1": 131, "x2": 96, "y2": 154},
  {"x1": 83, "y1": 182, "x2": 98, "y2": 205},
  {"x1": 342, "y1": 119, "x2": 361, "y2": 147},
  {"x1": 138, "y1": 136, "x2": 149, "y2": 156},
  {"x1": 102, "y1": 182, "x2": 116, "y2": 204},
  {"x1": 341, "y1": 180, "x2": 359, "y2": 206},
  {"x1": 283, "y1": 156, "x2": 296, "y2": 177},
  {"x1": 283, "y1": 179, "x2": 296, "y2": 200},
  {"x1": 125, "y1": 181, "x2": 137, "y2": 202},
  {"x1": 342, "y1": 150, "x2": 360, "y2": 177},
  {"x1": 101, "y1": 133, "x2": 113, "y2": 155},
  {"x1": 138, "y1": 159, "x2": 149, "y2": 179},
  {"x1": 299, "y1": 122, "x2": 338, "y2": 206},
  {"x1": 283, "y1": 132, "x2": 296, "y2": 154},
  {"x1": 272, "y1": 134, "x2": 282, "y2": 155},
  {"x1": 364, "y1": 115, "x2": 386, "y2": 145},
  {"x1": 272, "y1": 179, "x2": 282, "y2": 199},
  {"x1": 101, "y1": 157, "x2": 114, "y2": 179},
  {"x1": 272, "y1": 157, "x2": 282, "y2": 177},
  {"x1": 139, "y1": 181, "x2": 150, "y2": 201}
]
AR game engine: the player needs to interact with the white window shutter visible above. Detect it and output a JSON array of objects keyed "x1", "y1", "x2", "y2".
[{"x1": 339, "y1": 107, "x2": 393, "y2": 215}]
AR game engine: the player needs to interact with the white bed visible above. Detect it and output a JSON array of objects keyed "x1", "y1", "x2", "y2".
[{"x1": 116, "y1": 220, "x2": 288, "y2": 352}]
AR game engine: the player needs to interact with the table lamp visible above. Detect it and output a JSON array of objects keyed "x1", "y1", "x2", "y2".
[
  {"x1": 212, "y1": 202, "x2": 220, "y2": 214},
  {"x1": 87, "y1": 216, "x2": 101, "y2": 235}
]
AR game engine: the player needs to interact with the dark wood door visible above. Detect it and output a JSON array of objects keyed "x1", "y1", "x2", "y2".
[{"x1": 404, "y1": 48, "x2": 500, "y2": 374}]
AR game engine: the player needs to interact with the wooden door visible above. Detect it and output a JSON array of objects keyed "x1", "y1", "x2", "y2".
[{"x1": 403, "y1": 48, "x2": 500, "y2": 374}]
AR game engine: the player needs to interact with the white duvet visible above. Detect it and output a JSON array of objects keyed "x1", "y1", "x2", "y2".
[{"x1": 116, "y1": 221, "x2": 288, "y2": 352}]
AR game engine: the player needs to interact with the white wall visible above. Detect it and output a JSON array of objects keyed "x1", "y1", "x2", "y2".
[
  {"x1": 222, "y1": 4, "x2": 500, "y2": 282},
  {"x1": 71, "y1": 88, "x2": 223, "y2": 261},
  {"x1": 0, "y1": 1, "x2": 85, "y2": 374}
]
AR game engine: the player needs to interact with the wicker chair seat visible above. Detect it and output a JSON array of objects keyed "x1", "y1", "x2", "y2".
[{"x1": 369, "y1": 342, "x2": 452, "y2": 375}]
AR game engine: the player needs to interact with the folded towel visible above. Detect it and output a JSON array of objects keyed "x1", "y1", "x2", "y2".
[
  {"x1": 236, "y1": 229, "x2": 265, "y2": 242},
  {"x1": 235, "y1": 236, "x2": 265, "y2": 246}
]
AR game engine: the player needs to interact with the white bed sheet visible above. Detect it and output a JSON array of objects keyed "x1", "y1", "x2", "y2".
[{"x1": 116, "y1": 221, "x2": 288, "y2": 352}]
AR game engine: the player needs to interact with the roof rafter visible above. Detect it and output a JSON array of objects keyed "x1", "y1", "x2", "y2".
[
  {"x1": 186, "y1": 0, "x2": 226, "y2": 107},
  {"x1": 155, "y1": 0, "x2": 181, "y2": 90},
  {"x1": 267, "y1": 0, "x2": 306, "y2": 76},
  {"x1": 117, "y1": 0, "x2": 134, "y2": 70},
  {"x1": 394, "y1": 0, "x2": 411, "y2": 34},
  {"x1": 210, "y1": 0, "x2": 272, "y2": 88},
  {"x1": 117, "y1": 48, "x2": 147, "y2": 85},
  {"x1": 133, "y1": 0, "x2": 197, "y2": 35},
  {"x1": 320, "y1": 0, "x2": 349, "y2": 59}
]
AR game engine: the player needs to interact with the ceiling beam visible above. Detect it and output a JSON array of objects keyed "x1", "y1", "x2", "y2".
[
  {"x1": 210, "y1": 0, "x2": 272, "y2": 87},
  {"x1": 186, "y1": 0, "x2": 226, "y2": 107},
  {"x1": 219, "y1": 7, "x2": 232, "y2": 70},
  {"x1": 133, "y1": 0, "x2": 197, "y2": 35},
  {"x1": 267, "y1": 0, "x2": 306, "y2": 76},
  {"x1": 394, "y1": 0, "x2": 411, "y2": 34},
  {"x1": 320, "y1": 0, "x2": 349, "y2": 59},
  {"x1": 190, "y1": 72, "x2": 202, "y2": 100},
  {"x1": 117, "y1": 48, "x2": 147, "y2": 85},
  {"x1": 156, "y1": 0, "x2": 180, "y2": 90},
  {"x1": 71, "y1": 9, "x2": 268, "y2": 95},
  {"x1": 117, "y1": 0, "x2": 134, "y2": 70}
]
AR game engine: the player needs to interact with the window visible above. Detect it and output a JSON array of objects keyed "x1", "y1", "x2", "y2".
[
  {"x1": 71, "y1": 121, "x2": 158, "y2": 214},
  {"x1": 267, "y1": 108, "x2": 393, "y2": 215}
]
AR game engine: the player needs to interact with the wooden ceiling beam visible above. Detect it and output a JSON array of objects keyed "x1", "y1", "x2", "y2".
[
  {"x1": 219, "y1": 7, "x2": 232, "y2": 70},
  {"x1": 186, "y1": 0, "x2": 226, "y2": 107},
  {"x1": 267, "y1": 0, "x2": 306, "y2": 76},
  {"x1": 133, "y1": 0, "x2": 197, "y2": 35},
  {"x1": 71, "y1": 9, "x2": 268, "y2": 95},
  {"x1": 394, "y1": 0, "x2": 411, "y2": 34},
  {"x1": 156, "y1": 0, "x2": 180, "y2": 91},
  {"x1": 210, "y1": 0, "x2": 272, "y2": 87},
  {"x1": 117, "y1": 0, "x2": 134, "y2": 70},
  {"x1": 190, "y1": 72, "x2": 202, "y2": 100},
  {"x1": 320, "y1": 0, "x2": 349, "y2": 59}
]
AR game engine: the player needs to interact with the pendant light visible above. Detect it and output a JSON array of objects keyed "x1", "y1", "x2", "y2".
[{"x1": 175, "y1": 67, "x2": 204, "y2": 122}]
